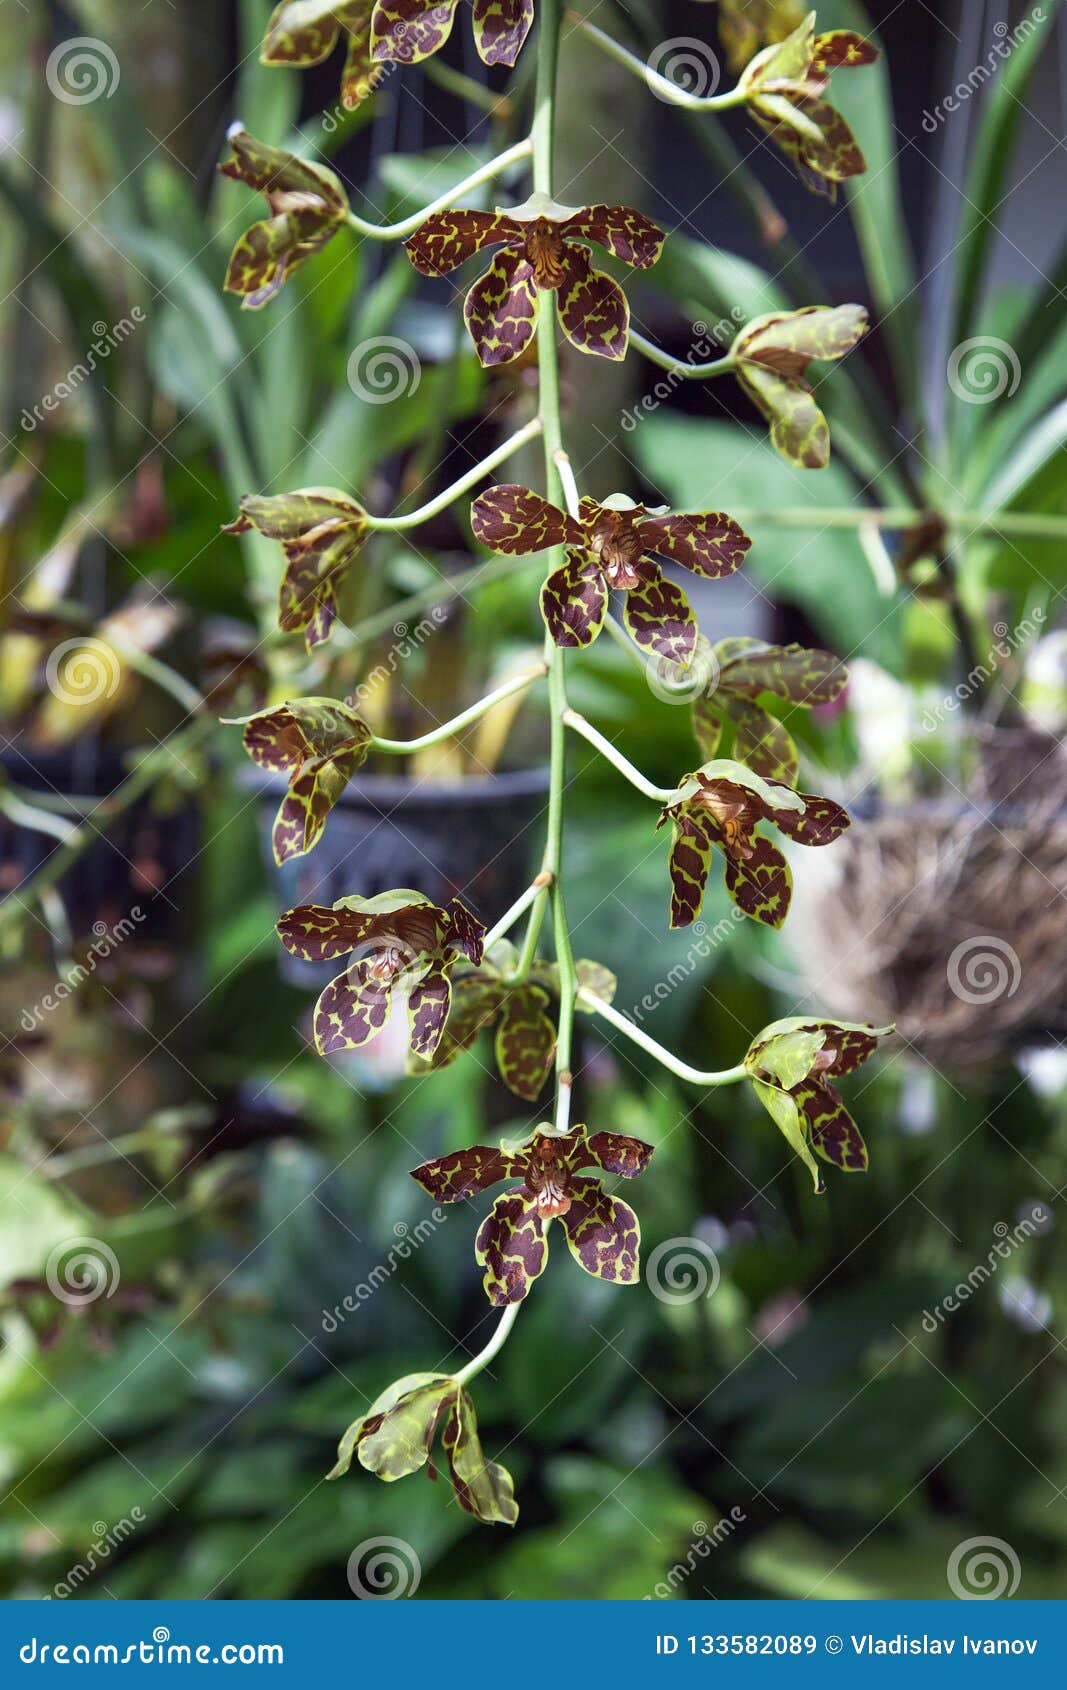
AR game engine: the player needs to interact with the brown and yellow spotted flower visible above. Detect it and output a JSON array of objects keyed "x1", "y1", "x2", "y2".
[
  {"x1": 219, "y1": 128, "x2": 349, "y2": 309},
  {"x1": 232, "y1": 697, "x2": 371, "y2": 865},
  {"x1": 739, "y1": 14, "x2": 877, "y2": 198},
  {"x1": 657, "y1": 760, "x2": 849, "y2": 929},
  {"x1": 260, "y1": 2, "x2": 382, "y2": 108},
  {"x1": 405, "y1": 192, "x2": 664, "y2": 365},
  {"x1": 224, "y1": 488, "x2": 368, "y2": 651},
  {"x1": 471, "y1": 485, "x2": 749, "y2": 661},
  {"x1": 373, "y1": 0, "x2": 534, "y2": 70},
  {"x1": 744, "y1": 1016, "x2": 892, "y2": 1191},
  {"x1": 411, "y1": 1127, "x2": 652, "y2": 1306},
  {"x1": 731, "y1": 304, "x2": 868, "y2": 467},
  {"x1": 277, "y1": 890, "x2": 485, "y2": 1059}
]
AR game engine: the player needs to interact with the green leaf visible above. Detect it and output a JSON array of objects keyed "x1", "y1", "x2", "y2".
[{"x1": 951, "y1": 0, "x2": 1062, "y2": 349}]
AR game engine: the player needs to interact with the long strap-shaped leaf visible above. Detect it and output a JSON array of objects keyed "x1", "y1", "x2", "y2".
[{"x1": 951, "y1": 0, "x2": 1063, "y2": 350}]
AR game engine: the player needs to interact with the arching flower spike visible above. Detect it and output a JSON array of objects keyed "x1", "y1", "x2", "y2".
[
  {"x1": 373, "y1": 0, "x2": 534, "y2": 70},
  {"x1": 235, "y1": 698, "x2": 371, "y2": 864},
  {"x1": 744, "y1": 1017, "x2": 892, "y2": 1190},
  {"x1": 405, "y1": 192, "x2": 664, "y2": 365},
  {"x1": 277, "y1": 891, "x2": 485, "y2": 1058},
  {"x1": 657, "y1": 760, "x2": 850, "y2": 929},
  {"x1": 260, "y1": 2, "x2": 382, "y2": 107},
  {"x1": 220, "y1": 129, "x2": 349, "y2": 309},
  {"x1": 739, "y1": 14, "x2": 877, "y2": 198},
  {"x1": 730, "y1": 304, "x2": 868, "y2": 468},
  {"x1": 411, "y1": 1127, "x2": 652, "y2": 1306},
  {"x1": 471, "y1": 485, "x2": 749, "y2": 661},
  {"x1": 224, "y1": 488, "x2": 368, "y2": 651},
  {"x1": 692, "y1": 637, "x2": 847, "y2": 787}
]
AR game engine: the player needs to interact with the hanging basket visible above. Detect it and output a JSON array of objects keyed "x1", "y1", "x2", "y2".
[{"x1": 788, "y1": 727, "x2": 1067, "y2": 1070}]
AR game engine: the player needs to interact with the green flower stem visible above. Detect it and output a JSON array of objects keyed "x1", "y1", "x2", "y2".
[
  {"x1": 369, "y1": 417, "x2": 543, "y2": 531},
  {"x1": 371, "y1": 665, "x2": 547, "y2": 754},
  {"x1": 344, "y1": 136, "x2": 533, "y2": 241},
  {"x1": 501, "y1": 883, "x2": 550, "y2": 985},
  {"x1": 454, "y1": 1301, "x2": 521, "y2": 1387},
  {"x1": 563, "y1": 710, "x2": 677, "y2": 803},
  {"x1": 627, "y1": 329, "x2": 736, "y2": 381},
  {"x1": 534, "y1": 0, "x2": 578, "y2": 1140},
  {"x1": 567, "y1": 13, "x2": 748, "y2": 111},
  {"x1": 483, "y1": 872, "x2": 553, "y2": 952},
  {"x1": 552, "y1": 446, "x2": 581, "y2": 518},
  {"x1": 578, "y1": 989, "x2": 749, "y2": 1087}
]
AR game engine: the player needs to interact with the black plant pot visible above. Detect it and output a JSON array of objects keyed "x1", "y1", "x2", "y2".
[
  {"x1": 243, "y1": 765, "x2": 551, "y2": 988},
  {"x1": 0, "y1": 740, "x2": 199, "y2": 943}
]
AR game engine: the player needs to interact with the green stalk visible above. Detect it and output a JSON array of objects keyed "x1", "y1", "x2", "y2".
[
  {"x1": 371, "y1": 665, "x2": 546, "y2": 754},
  {"x1": 454, "y1": 1302, "x2": 521, "y2": 1387},
  {"x1": 578, "y1": 991, "x2": 748, "y2": 1088},
  {"x1": 344, "y1": 137, "x2": 533, "y2": 240},
  {"x1": 532, "y1": 0, "x2": 578, "y2": 1139}
]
